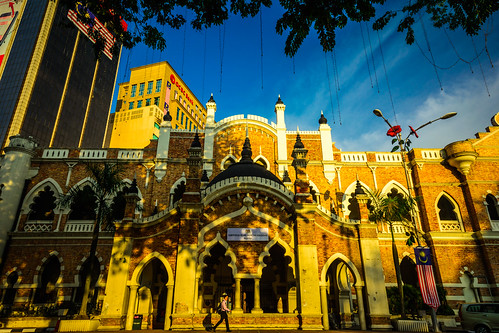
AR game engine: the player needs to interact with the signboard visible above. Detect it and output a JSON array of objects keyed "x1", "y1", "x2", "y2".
[{"x1": 227, "y1": 228, "x2": 269, "y2": 241}]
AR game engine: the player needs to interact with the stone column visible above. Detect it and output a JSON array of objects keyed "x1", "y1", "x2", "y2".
[
  {"x1": 164, "y1": 284, "x2": 174, "y2": 330},
  {"x1": 193, "y1": 277, "x2": 199, "y2": 313},
  {"x1": 320, "y1": 285, "x2": 330, "y2": 330},
  {"x1": 125, "y1": 284, "x2": 139, "y2": 330},
  {"x1": 251, "y1": 278, "x2": 263, "y2": 313},
  {"x1": 233, "y1": 277, "x2": 242, "y2": 313},
  {"x1": 355, "y1": 285, "x2": 367, "y2": 330}
]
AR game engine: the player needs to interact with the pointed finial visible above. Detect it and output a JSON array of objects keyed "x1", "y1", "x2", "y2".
[
  {"x1": 276, "y1": 94, "x2": 284, "y2": 105},
  {"x1": 208, "y1": 93, "x2": 215, "y2": 103},
  {"x1": 190, "y1": 131, "x2": 201, "y2": 148},
  {"x1": 319, "y1": 110, "x2": 328, "y2": 124}
]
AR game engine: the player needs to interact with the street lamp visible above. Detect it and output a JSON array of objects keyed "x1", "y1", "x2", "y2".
[
  {"x1": 373, "y1": 108, "x2": 457, "y2": 331},
  {"x1": 372, "y1": 109, "x2": 457, "y2": 245}
]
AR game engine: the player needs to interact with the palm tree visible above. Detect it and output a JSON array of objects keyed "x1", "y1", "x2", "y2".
[
  {"x1": 59, "y1": 163, "x2": 125, "y2": 316},
  {"x1": 367, "y1": 189, "x2": 416, "y2": 320}
]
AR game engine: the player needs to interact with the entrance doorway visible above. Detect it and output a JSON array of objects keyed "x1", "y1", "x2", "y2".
[
  {"x1": 137, "y1": 258, "x2": 169, "y2": 329},
  {"x1": 326, "y1": 260, "x2": 357, "y2": 329}
]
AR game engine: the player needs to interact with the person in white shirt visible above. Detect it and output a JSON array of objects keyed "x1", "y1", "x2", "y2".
[{"x1": 211, "y1": 293, "x2": 231, "y2": 332}]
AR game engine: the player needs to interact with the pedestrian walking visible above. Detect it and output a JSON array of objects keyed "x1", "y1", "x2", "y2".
[{"x1": 210, "y1": 293, "x2": 231, "y2": 332}]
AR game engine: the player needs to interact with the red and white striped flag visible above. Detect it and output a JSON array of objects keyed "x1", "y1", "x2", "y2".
[
  {"x1": 415, "y1": 247, "x2": 441, "y2": 310},
  {"x1": 67, "y1": 5, "x2": 115, "y2": 60}
]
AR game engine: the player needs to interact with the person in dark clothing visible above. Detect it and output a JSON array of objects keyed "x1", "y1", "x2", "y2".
[{"x1": 211, "y1": 293, "x2": 231, "y2": 332}]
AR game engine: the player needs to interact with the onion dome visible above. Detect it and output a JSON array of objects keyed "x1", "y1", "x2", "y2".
[
  {"x1": 354, "y1": 180, "x2": 365, "y2": 196},
  {"x1": 208, "y1": 136, "x2": 283, "y2": 186},
  {"x1": 201, "y1": 170, "x2": 209, "y2": 182},
  {"x1": 128, "y1": 178, "x2": 139, "y2": 194},
  {"x1": 276, "y1": 95, "x2": 284, "y2": 105},
  {"x1": 191, "y1": 131, "x2": 201, "y2": 148},
  {"x1": 282, "y1": 170, "x2": 291, "y2": 183},
  {"x1": 319, "y1": 110, "x2": 327, "y2": 124},
  {"x1": 294, "y1": 133, "x2": 305, "y2": 149},
  {"x1": 163, "y1": 111, "x2": 172, "y2": 122}
]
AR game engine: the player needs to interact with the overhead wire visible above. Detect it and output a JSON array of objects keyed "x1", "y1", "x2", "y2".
[
  {"x1": 202, "y1": 30, "x2": 207, "y2": 102},
  {"x1": 324, "y1": 52, "x2": 336, "y2": 124},
  {"x1": 376, "y1": 30, "x2": 398, "y2": 124},
  {"x1": 359, "y1": 22, "x2": 374, "y2": 88},
  {"x1": 332, "y1": 50, "x2": 341, "y2": 124},
  {"x1": 419, "y1": 13, "x2": 443, "y2": 90},
  {"x1": 365, "y1": 22, "x2": 380, "y2": 93},
  {"x1": 181, "y1": 9, "x2": 187, "y2": 76},
  {"x1": 260, "y1": 8, "x2": 264, "y2": 90},
  {"x1": 471, "y1": 36, "x2": 490, "y2": 97},
  {"x1": 219, "y1": 23, "x2": 226, "y2": 93}
]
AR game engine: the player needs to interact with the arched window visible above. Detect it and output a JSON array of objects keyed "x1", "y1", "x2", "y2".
[
  {"x1": 34, "y1": 256, "x2": 61, "y2": 304},
  {"x1": 485, "y1": 194, "x2": 499, "y2": 231},
  {"x1": 68, "y1": 185, "x2": 97, "y2": 220},
  {"x1": 28, "y1": 186, "x2": 56, "y2": 221},
  {"x1": 2, "y1": 271, "x2": 19, "y2": 306},
  {"x1": 73, "y1": 256, "x2": 101, "y2": 315},
  {"x1": 436, "y1": 194, "x2": 463, "y2": 231},
  {"x1": 222, "y1": 156, "x2": 236, "y2": 170}
]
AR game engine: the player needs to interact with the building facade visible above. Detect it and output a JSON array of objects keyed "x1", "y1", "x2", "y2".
[
  {"x1": 0, "y1": 96, "x2": 497, "y2": 331},
  {"x1": 0, "y1": 0, "x2": 121, "y2": 150},
  {"x1": 107, "y1": 61, "x2": 206, "y2": 148}
]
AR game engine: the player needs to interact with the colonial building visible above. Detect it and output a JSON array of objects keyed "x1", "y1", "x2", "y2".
[{"x1": 0, "y1": 96, "x2": 497, "y2": 331}]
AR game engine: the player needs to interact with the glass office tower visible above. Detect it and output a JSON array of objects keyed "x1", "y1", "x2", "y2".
[{"x1": 0, "y1": 0, "x2": 120, "y2": 149}]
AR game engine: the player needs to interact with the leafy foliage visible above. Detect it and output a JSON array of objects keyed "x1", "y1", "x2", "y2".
[
  {"x1": 387, "y1": 284, "x2": 424, "y2": 318},
  {"x1": 61, "y1": 0, "x2": 497, "y2": 57}
]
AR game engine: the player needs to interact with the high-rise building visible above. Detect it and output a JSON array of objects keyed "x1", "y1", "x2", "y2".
[
  {"x1": 107, "y1": 61, "x2": 206, "y2": 148},
  {"x1": 0, "y1": 0, "x2": 121, "y2": 149}
]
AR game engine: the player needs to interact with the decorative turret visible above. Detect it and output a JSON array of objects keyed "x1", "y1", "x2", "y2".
[
  {"x1": 206, "y1": 93, "x2": 216, "y2": 126},
  {"x1": 123, "y1": 178, "x2": 140, "y2": 221},
  {"x1": 0, "y1": 135, "x2": 38, "y2": 263},
  {"x1": 444, "y1": 140, "x2": 478, "y2": 176},
  {"x1": 291, "y1": 132, "x2": 312, "y2": 203},
  {"x1": 184, "y1": 132, "x2": 203, "y2": 202},
  {"x1": 275, "y1": 95, "x2": 286, "y2": 128},
  {"x1": 274, "y1": 95, "x2": 288, "y2": 178}
]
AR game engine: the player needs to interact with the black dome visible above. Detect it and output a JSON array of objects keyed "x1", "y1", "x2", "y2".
[
  {"x1": 208, "y1": 135, "x2": 284, "y2": 187},
  {"x1": 207, "y1": 161, "x2": 283, "y2": 187}
]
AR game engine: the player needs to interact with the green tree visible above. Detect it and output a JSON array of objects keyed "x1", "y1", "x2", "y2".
[
  {"x1": 59, "y1": 163, "x2": 125, "y2": 316},
  {"x1": 62, "y1": 0, "x2": 498, "y2": 57},
  {"x1": 368, "y1": 189, "x2": 417, "y2": 319}
]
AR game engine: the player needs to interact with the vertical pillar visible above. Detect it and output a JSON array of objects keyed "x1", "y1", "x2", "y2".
[
  {"x1": 251, "y1": 278, "x2": 263, "y2": 313},
  {"x1": 355, "y1": 285, "x2": 367, "y2": 330},
  {"x1": 125, "y1": 284, "x2": 139, "y2": 330},
  {"x1": 320, "y1": 285, "x2": 330, "y2": 330},
  {"x1": 203, "y1": 94, "x2": 216, "y2": 177},
  {"x1": 233, "y1": 277, "x2": 242, "y2": 313},
  {"x1": 164, "y1": 284, "x2": 174, "y2": 330},
  {"x1": 193, "y1": 277, "x2": 199, "y2": 313}
]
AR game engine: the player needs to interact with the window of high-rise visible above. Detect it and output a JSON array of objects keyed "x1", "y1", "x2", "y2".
[
  {"x1": 139, "y1": 83, "x2": 145, "y2": 96},
  {"x1": 146, "y1": 98, "x2": 151, "y2": 106},
  {"x1": 137, "y1": 100, "x2": 143, "y2": 107},
  {"x1": 129, "y1": 101, "x2": 134, "y2": 109},
  {"x1": 131, "y1": 85, "x2": 137, "y2": 97},
  {"x1": 154, "y1": 97, "x2": 159, "y2": 106},
  {"x1": 155, "y1": 79, "x2": 162, "y2": 92},
  {"x1": 147, "y1": 81, "x2": 153, "y2": 94}
]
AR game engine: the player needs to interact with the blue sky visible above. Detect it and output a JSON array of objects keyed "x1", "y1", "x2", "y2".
[{"x1": 112, "y1": 4, "x2": 499, "y2": 152}]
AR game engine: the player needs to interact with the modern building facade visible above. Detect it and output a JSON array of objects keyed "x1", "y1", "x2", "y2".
[
  {"x1": 0, "y1": 96, "x2": 497, "y2": 331},
  {"x1": 0, "y1": 0, "x2": 121, "y2": 150},
  {"x1": 107, "y1": 61, "x2": 206, "y2": 148}
]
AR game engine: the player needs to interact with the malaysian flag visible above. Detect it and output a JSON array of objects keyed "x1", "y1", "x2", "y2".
[
  {"x1": 67, "y1": 3, "x2": 115, "y2": 60},
  {"x1": 415, "y1": 247, "x2": 441, "y2": 310}
]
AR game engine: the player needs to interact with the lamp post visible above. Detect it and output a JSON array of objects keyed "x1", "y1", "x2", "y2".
[
  {"x1": 372, "y1": 109, "x2": 457, "y2": 245},
  {"x1": 372, "y1": 109, "x2": 457, "y2": 331}
]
